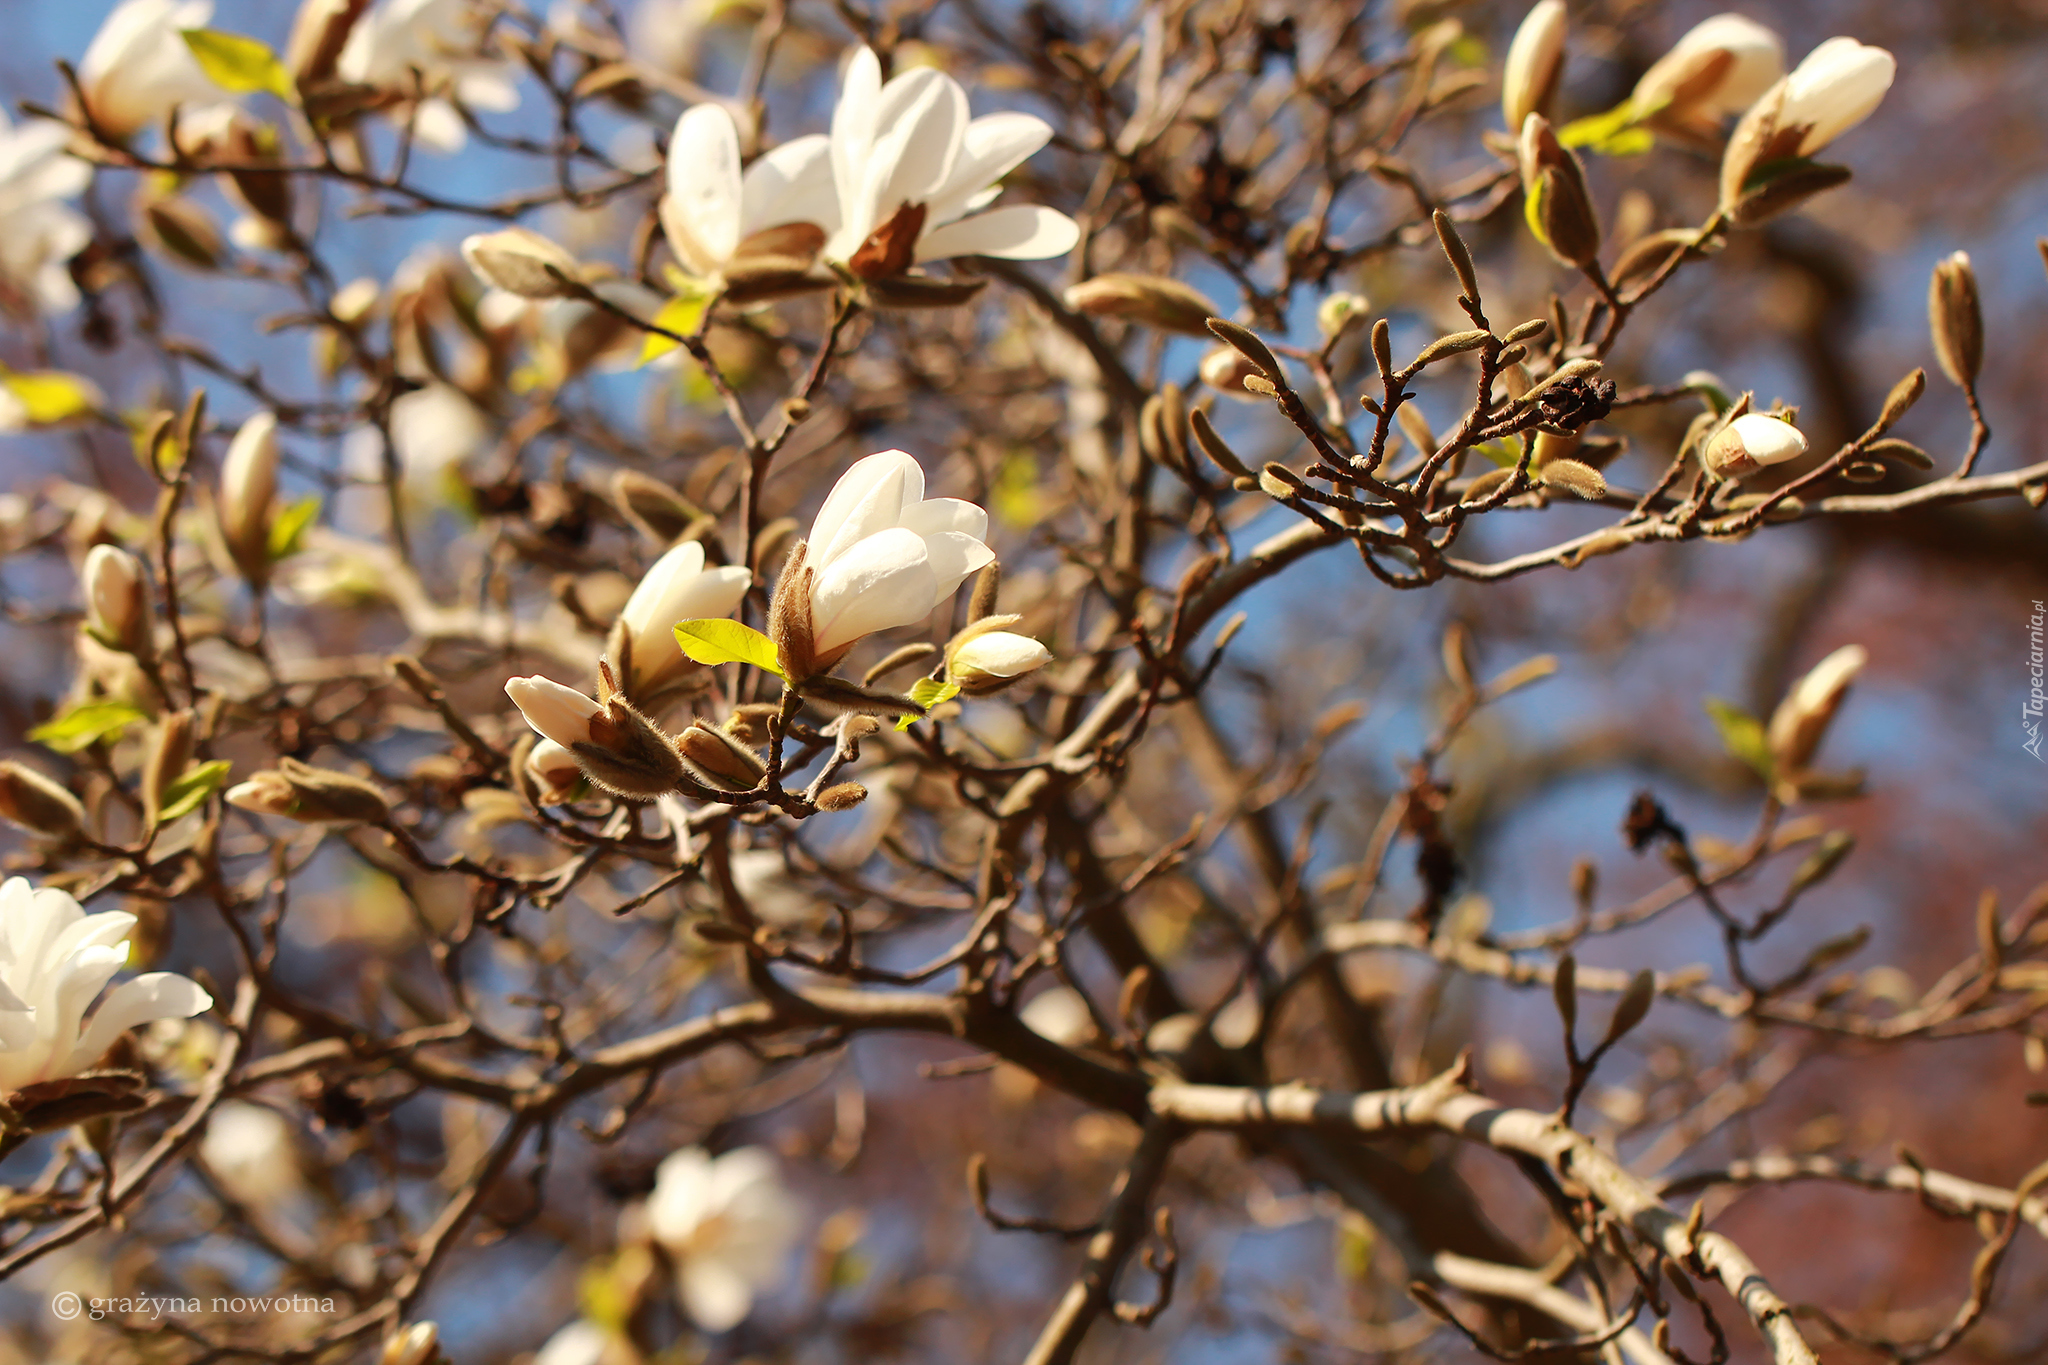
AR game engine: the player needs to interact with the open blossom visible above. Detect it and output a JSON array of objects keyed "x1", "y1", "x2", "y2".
[
  {"x1": 0, "y1": 112, "x2": 93, "y2": 316},
  {"x1": 0, "y1": 877, "x2": 213, "y2": 1093},
  {"x1": 661, "y1": 105, "x2": 835, "y2": 286},
  {"x1": 822, "y1": 47, "x2": 1078, "y2": 275},
  {"x1": 774, "y1": 450, "x2": 993, "y2": 674},
  {"x1": 613, "y1": 541, "x2": 752, "y2": 702},
  {"x1": 78, "y1": 0, "x2": 233, "y2": 140},
  {"x1": 647, "y1": 1146, "x2": 802, "y2": 1332},
  {"x1": 1632, "y1": 14, "x2": 1784, "y2": 131},
  {"x1": 336, "y1": 0, "x2": 522, "y2": 153}
]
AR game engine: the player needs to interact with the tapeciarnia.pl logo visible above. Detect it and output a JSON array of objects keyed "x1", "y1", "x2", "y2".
[{"x1": 2026, "y1": 599, "x2": 2044, "y2": 761}]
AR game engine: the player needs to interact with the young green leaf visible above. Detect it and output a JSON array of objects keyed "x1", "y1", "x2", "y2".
[
  {"x1": 180, "y1": 29, "x2": 294, "y2": 100},
  {"x1": 1704, "y1": 697, "x2": 1773, "y2": 780},
  {"x1": 268, "y1": 495, "x2": 322, "y2": 561},
  {"x1": 157, "y1": 759, "x2": 234, "y2": 823},
  {"x1": 637, "y1": 291, "x2": 712, "y2": 367},
  {"x1": 1, "y1": 369, "x2": 100, "y2": 425},
  {"x1": 673, "y1": 619, "x2": 783, "y2": 677},
  {"x1": 29, "y1": 699, "x2": 151, "y2": 754},
  {"x1": 896, "y1": 678, "x2": 960, "y2": 731},
  {"x1": 1557, "y1": 100, "x2": 1656, "y2": 157}
]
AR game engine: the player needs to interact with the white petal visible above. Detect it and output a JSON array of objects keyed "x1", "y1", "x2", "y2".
[
  {"x1": 679, "y1": 1257, "x2": 755, "y2": 1332},
  {"x1": 410, "y1": 99, "x2": 469, "y2": 154},
  {"x1": 954, "y1": 631, "x2": 1052, "y2": 678},
  {"x1": 505, "y1": 677, "x2": 601, "y2": 749},
  {"x1": 829, "y1": 47, "x2": 885, "y2": 241},
  {"x1": 914, "y1": 205, "x2": 1079, "y2": 263},
  {"x1": 648, "y1": 1146, "x2": 717, "y2": 1242},
  {"x1": 738, "y1": 134, "x2": 837, "y2": 238},
  {"x1": 622, "y1": 540, "x2": 708, "y2": 634},
  {"x1": 1783, "y1": 38, "x2": 1894, "y2": 153},
  {"x1": 924, "y1": 112, "x2": 1054, "y2": 226},
  {"x1": 897, "y1": 496, "x2": 990, "y2": 547},
  {"x1": 917, "y1": 530, "x2": 995, "y2": 602},
  {"x1": 807, "y1": 527, "x2": 940, "y2": 656},
  {"x1": 853, "y1": 70, "x2": 968, "y2": 243},
  {"x1": 667, "y1": 104, "x2": 744, "y2": 270},
  {"x1": 65, "y1": 971, "x2": 212, "y2": 1075},
  {"x1": 808, "y1": 450, "x2": 923, "y2": 569}
]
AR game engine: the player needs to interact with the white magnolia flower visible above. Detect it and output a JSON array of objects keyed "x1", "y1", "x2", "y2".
[
  {"x1": 647, "y1": 1145, "x2": 802, "y2": 1332},
  {"x1": 1768, "y1": 643, "x2": 1867, "y2": 772},
  {"x1": 661, "y1": 105, "x2": 835, "y2": 283},
  {"x1": 1020, "y1": 985, "x2": 1093, "y2": 1047},
  {"x1": 201, "y1": 1100, "x2": 302, "y2": 1209},
  {"x1": 525, "y1": 738, "x2": 584, "y2": 803},
  {"x1": 0, "y1": 112, "x2": 93, "y2": 315},
  {"x1": 947, "y1": 628, "x2": 1051, "y2": 695},
  {"x1": 822, "y1": 47, "x2": 1078, "y2": 274},
  {"x1": 1632, "y1": 14, "x2": 1784, "y2": 127},
  {"x1": 83, "y1": 544, "x2": 155, "y2": 657},
  {"x1": 616, "y1": 541, "x2": 752, "y2": 701},
  {"x1": 1769, "y1": 37, "x2": 1896, "y2": 156},
  {"x1": 1702, "y1": 412, "x2": 1808, "y2": 479},
  {"x1": 0, "y1": 877, "x2": 213, "y2": 1093},
  {"x1": 1501, "y1": 0, "x2": 1566, "y2": 133},
  {"x1": 336, "y1": 0, "x2": 522, "y2": 153},
  {"x1": 220, "y1": 411, "x2": 281, "y2": 574},
  {"x1": 78, "y1": 0, "x2": 233, "y2": 141},
  {"x1": 788, "y1": 450, "x2": 994, "y2": 669},
  {"x1": 505, "y1": 676, "x2": 601, "y2": 751}
]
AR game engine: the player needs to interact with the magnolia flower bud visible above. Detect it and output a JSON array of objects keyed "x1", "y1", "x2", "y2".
[
  {"x1": 1720, "y1": 38, "x2": 1894, "y2": 219},
  {"x1": 1198, "y1": 345, "x2": 1265, "y2": 403},
  {"x1": 460, "y1": 228, "x2": 582, "y2": 299},
  {"x1": 1702, "y1": 413, "x2": 1808, "y2": 479},
  {"x1": 1518, "y1": 114, "x2": 1602, "y2": 267},
  {"x1": 1316, "y1": 292, "x2": 1369, "y2": 341},
  {"x1": 0, "y1": 761, "x2": 86, "y2": 840},
  {"x1": 220, "y1": 411, "x2": 281, "y2": 580},
  {"x1": 380, "y1": 1323, "x2": 439, "y2": 1365},
  {"x1": 1928, "y1": 252, "x2": 1983, "y2": 390},
  {"x1": 142, "y1": 709, "x2": 196, "y2": 827},
  {"x1": 1501, "y1": 0, "x2": 1567, "y2": 133},
  {"x1": 610, "y1": 541, "x2": 751, "y2": 705},
  {"x1": 504, "y1": 675, "x2": 689, "y2": 801},
  {"x1": 83, "y1": 544, "x2": 156, "y2": 661},
  {"x1": 1767, "y1": 644, "x2": 1867, "y2": 774},
  {"x1": 1632, "y1": 14, "x2": 1784, "y2": 131},
  {"x1": 677, "y1": 722, "x2": 767, "y2": 792},
  {"x1": 525, "y1": 739, "x2": 586, "y2": 805},
  {"x1": 1061, "y1": 274, "x2": 1219, "y2": 336},
  {"x1": 948, "y1": 628, "x2": 1053, "y2": 697},
  {"x1": 227, "y1": 758, "x2": 393, "y2": 824},
  {"x1": 815, "y1": 782, "x2": 867, "y2": 811}
]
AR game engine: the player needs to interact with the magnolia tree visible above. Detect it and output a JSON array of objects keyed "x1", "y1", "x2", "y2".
[{"x1": 0, "y1": 0, "x2": 2044, "y2": 1362}]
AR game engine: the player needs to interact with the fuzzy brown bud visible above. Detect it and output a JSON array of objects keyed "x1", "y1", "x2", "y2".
[
  {"x1": 816, "y1": 782, "x2": 868, "y2": 812},
  {"x1": 1063, "y1": 274, "x2": 1219, "y2": 335},
  {"x1": 0, "y1": 761, "x2": 86, "y2": 840},
  {"x1": 677, "y1": 722, "x2": 768, "y2": 792},
  {"x1": 226, "y1": 758, "x2": 392, "y2": 824}
]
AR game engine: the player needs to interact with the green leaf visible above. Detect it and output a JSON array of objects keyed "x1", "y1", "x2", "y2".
[
  {"x1": 180, "y1": 29, "x2": 293, "y2": 100},
  {"x1": 1, "y1": 369, "x2": 100, "y2": 425},
  {"x1": 29, "y1": 699, "x2": 150, "y2": 754},
  {"x1": 1558, "y1": 100, "x2": 1655, "y2": 157},
  {"x1": 157, "y1": 759, "x2": 233, "y2": 823},
  {"x1": 1522, "y1": 172, "x2": 1549, "y2": 248},
  {"x1": 1704, "y1": 697, "x2": 1773, "y2": 780},
  {"x1": 896, "y1": 678, "x2": 960, "y2": 731},
  {"x1": 637, "y1": 291, "x2": 711, "y2": 367},
  {"x1": 1472, "y1": 439, "x2": 1521, "y2": 469},
  {"x1": 673, "y1": 619, "x2": 783, "y2": 677},
  {"x1": 268, "y1": 495, "x2": 322, "y2": 561}
]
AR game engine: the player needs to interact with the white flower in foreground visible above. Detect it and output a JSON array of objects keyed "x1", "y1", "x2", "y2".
[
  {"x1": 775, "y1": 450, "x2": 994, "y2": 673},
  {"x1": 614, "y1": 541, "x2": 752, "y2": 702},
  {"x1": 77, "y1": 0, "x2": 233, "y2": 140},
  {"x1": 1767, "y1": 643, "x2": 1867, "y2": 773},
  {"x1": 505, "y1": 676, "x2": 602, "y2": 751},
  {"x1": 822, "y1": 47, "x2": 1078, "y2": 275},
  {"x1": 647, "y1": 1145, "x2": 802, "y2": 1332},
  {"x1": 0, "y1": 877, "x2": 213, "y2": 1093},
  {"x1": 0, "y1": 112, "x2": 93, "y2": 316},
  {"x1": 337, "y1": 0, "x2": 522, "y2": 153},
  {"x1": 1501, "y1": 1, "x2": 1566, "y2": 133},
  {"x1": 201, "y1": 1101, "x2": 302, "y2": 1209},
  {"x1": 1633, "y1": 14, "x2": 1784, "y2": 128},
  {"x1": 1701, "y1": 412, "x2": 1807, "y2": 479},
  {"x1": 661, "y1": 104, "x2": 835, "y2": 285}
]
